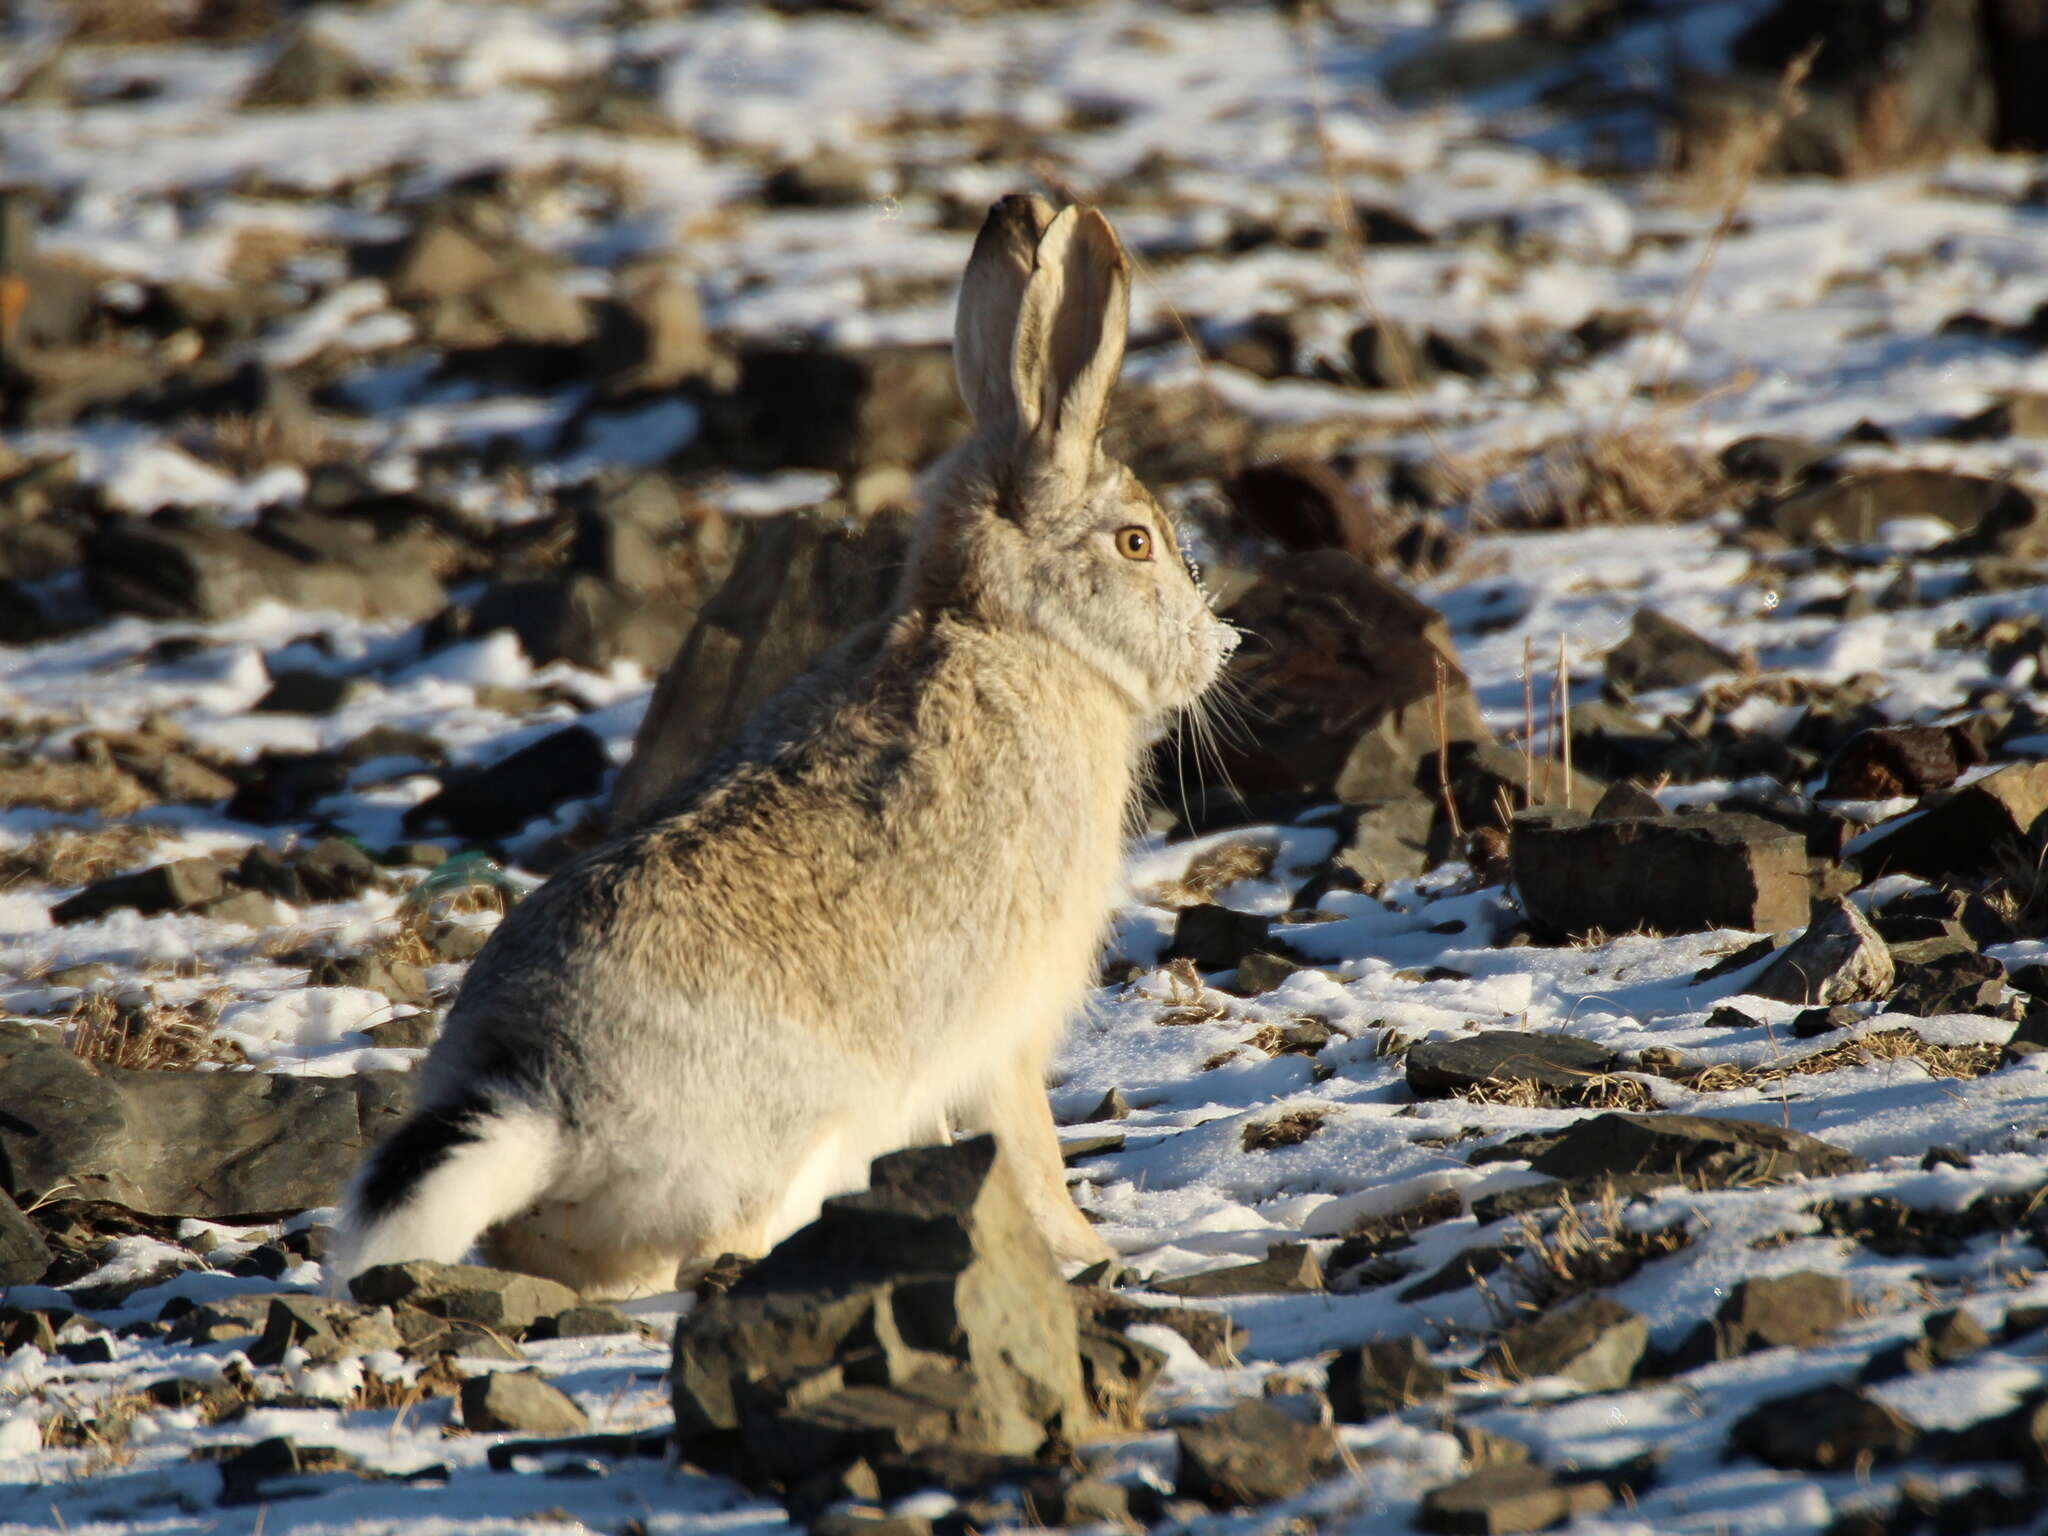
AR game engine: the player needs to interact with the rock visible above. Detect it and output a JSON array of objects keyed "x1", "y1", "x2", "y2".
[
  {"x1": 1405, "y1": 1031, "x2": 1623, "y2": 1100},
  {"x1": 531, "y1": 1305, "x2": 633, "y2": 1340},
  {"x1": 1232, "y1": 952, "x2": 1303, "y2": 995},
  {"x1": 1603, "y1": 608, "x2": 1742, "y2": 696},
  {"x1": 216, "y1": 1437, "x2": 370, "y2": 1506},
  {"x1": 1173, "y1": 1399, "x2": 1340, "y2": 1508},
  {"x1": 763, "y1": 148, "x2": 876, "y2": 208},
  {"x1": 1873, "y1": 885, "x2": 2013, "y2": 949},
  {"x1": 1719, "y1": 435, "x2": 1828, "y2": 485},
  {"x1": 1591, "y1": 780, "x2": 1662, "y2": 820},
  {"x1": 2006, "y1": 1004, "x2": 2048, "y2": 1061},
  {"x1": 403, "y1": 727, "x2": 609, "y2": 840},
  {"x1": 1152, "y1": 1243, "x2": 1323, "y2": 1299},
  {"x1": 0, "y1": 1032, "x2": 409, "y2": 1219},
  {"x1": 1517, "y1": 1112, "x2": 1864, "y2": 1187},
  {"x1": 1722, "y1": 1272, "x2": 1854, "y2": 1350},
  {"x1": 1169, "y1": 551, "x2": 1489, "y2": 807},
  {"x1": 1166, "y1": 905, "x2": 1277, "y2": 971},
  {"x1": 1418, "y1": 1464, "x2": 1613, "y2": 1535},
  {"x1": 309, "y1": 954, "x2": 430, "y2": 1008},
  {"x1": 382, "y1": 218, "x2": 505, "y2": 305},
  {"x1": 1728, "y1": 1383, "x2": 1920, "y2": 1470},
  {"x1": 1, "y1": 1188, "x2": 50, "y2": 1286},
  {"x1": 1744, "y1": 897, "x2": 1895, "y2": 1006},
  {"x1": 1511, "y1": 810, "x2": 1809, "y2": 938},
  {"x1": 1482, "y1": 1296, "x2": 1646, "y2": 1392},
  {"x1": 1792, "y1": 1004, "x2": 1860, "y2": 1038},
  {"x1": 1346, "y1": 321, "x2": 1436, "y2": 390},
  {"x1": 197, "y1": 890, "x2": 284, "y2": 928},
  {"x1": 241, "y1": 25, "x2": 380, "y2": 108},
  {"x1": 1757, "y1": 469, "x2": 2042, "y2": 549},
  {"x1": 1223, "y1": 459, "x2": 1383, "y2": 560},
  {"x1": 1307, "y1": 797, "x2": 1436, "y2": 895},
  {"x1": 609, "y1": 504, "x2": 911, "y2": 826},
  {"x1": 1822, "y1": 724, "x2": 1983, "y2": 799},
  {"x1": 236, "y1": 845, "x2": 306, "y2": 905},
  {"x1": 86, "y1": 520, "x2": 444, "y2": 624},
  {"x1": 1668, "y1": 1272, "x2": 1854, "y2": 1368},
  {"x1": 249, "y1": 1295, "x2": 404, "y2": 1366},
  {"x1": 365, "y1": 1013, "x2": 438, "y2": 1049},
  {"x1": 254, "y1": 669, "x2": 360, "y2": 715},
  {"x1": 349, "y1": 1261, "x2": 578, "y2": 1334},
  {"x1": 1889, "y1": 951, "x2": 2007, "y2": 1016},
  {"x1": 1326, "y1": 1336, "x2": 1447, "y2": 1421},
  {"x1": 467, "y1": 573, "x2": 690, "y2": 673},
  {"x1": 296, "y1": 837, "x2": 380, "y2": 902},
  {"x1": 588, "y1": 268, "x2": 714, "y2": 394},
  {"x1": 49, "y1": 857, "x2": 225, "y2": 924},
  {"x1": 461, "y1": 1372, "x2": 590, "y2": 1435},
  {"x1": 1883, "y1": 1308, "x2": 1994, "y2": 1377},
  {"x1": 1436, "y1": 740, "x2": 1608, "y2": 837},
  {"x1": 1074, "y1": 1290, "x2": 1245, "y2": 1368},
  {"x1": 718, "y1": 343, "x2": 965, "y2": 475},
  {"x1": 671, "y1": 1137, "x2": 1093, "y2": 1488},
  {"x1": 224, "y1": 750, "x2": 351, "y2": 824},
  {"x1": 1209, "y1": 314, "x2": 1298, "y2": 381}
]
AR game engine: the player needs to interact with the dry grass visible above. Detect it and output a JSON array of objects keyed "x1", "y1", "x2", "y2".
[
  {"x1": 1983, "y1": 834, "x2": 2048, "y2": 937},
  {"x1": 1667, "y1": 1028, "x2": 2003, "y2": 1097},
  {"x1": 0, "y1": 823, "x2": 170, "y2": 889},
  {"x1": 64, "y1": 0, "x2": 276, "y2": 45},
  {"x1": 198, "y1": 410, "x2": 339, "y2": 476},
  {"x1": 0, "y1": 759, "x2": 153, "y2": 820},
  {"x1": 1147, "y1": 839, "x2": 1275, "y2": 910},
  {"x1": 67, "y1": 992, "x2": 240, "y2": 1072},
  {"x1": 1482, "y1": 428, "x2": 1731, "y2": 531},
  {"x1": 368, "y1": 922, "x2": 439, "y2": 970},
  {"x1": 1147, "y1": 957, "x2": 1233, "y2": 1027},
  {"x1": 62, "y1": 0, "x2": 192, "y2": 44},
  {"x1": 40, "y1": 1391, "x2": 152, "y2": 1472},
  {"x1": 1241, "y1": 1108, "x2": 1329, "y2": 1152},
  {"x1": 1452, "y1": 1073, "x2": 1660, "y2": 1113},
  {"x1": 225, "y1": 225, "x2": 315, "y2": 286},
  {"x1": 1506, "y1": 1187, "x2": 1690, "y2": 1314}
]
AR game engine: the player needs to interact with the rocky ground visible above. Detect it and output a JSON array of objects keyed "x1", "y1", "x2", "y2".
[{"x1": 4, "y1": 0, "x2": 2048, "y2": 1533}]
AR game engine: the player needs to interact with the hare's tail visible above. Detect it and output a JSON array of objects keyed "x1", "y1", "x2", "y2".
[{"x1": 330, "y1": 1098, "x2": 559, "y2": 1289}]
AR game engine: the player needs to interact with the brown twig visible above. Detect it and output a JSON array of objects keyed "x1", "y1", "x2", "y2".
[
  {"x1": 1434, "y1": 655, "x2": 1463, "y2": 839},
  {"x1": 1558, "y1": 634, "x2": 1574, "y2": 810}
]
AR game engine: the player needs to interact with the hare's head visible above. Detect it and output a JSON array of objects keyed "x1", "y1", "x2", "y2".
[{"x1": 914, "y1": 195, "x2": 1236, "y2": 723}]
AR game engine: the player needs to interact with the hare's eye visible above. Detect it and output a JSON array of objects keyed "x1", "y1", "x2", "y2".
[{"x1": 1114, "y1": 525, "x2": 1154, "y2": 561}]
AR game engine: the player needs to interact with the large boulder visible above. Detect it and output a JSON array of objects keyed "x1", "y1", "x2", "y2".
[
  {"x1": 610, "y1": 503, "x2": 911, "y2": 826},
  {"x1": 0, "y1": 1031, "x2": 411, "y2": 1220},
  {"x1": 670, "y1": 1136, "x2": 1095, "y2": 1490},
  {"x1": 1160, "y1": 551, "x2": 1490, "y2": 810},
  {"x1": 1512, "y1": 809, "x2": 1809, "y2": 938},
  {"x1": 1858, "y1": 760, "x2": 2048, "y2": 880}
]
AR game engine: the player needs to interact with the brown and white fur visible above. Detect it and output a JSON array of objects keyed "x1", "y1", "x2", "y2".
[{"x1": 333, "y1": 195, "x2": 1237, "y2": 1297}]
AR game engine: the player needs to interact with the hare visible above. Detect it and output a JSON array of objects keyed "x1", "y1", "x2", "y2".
[{"x1": 333, "y1": 195, "x2": 1237, "y2": 1298}]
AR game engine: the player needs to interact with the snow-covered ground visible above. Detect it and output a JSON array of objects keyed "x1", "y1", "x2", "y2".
[{"x1": 4, "y1": 1, "x2": 2048, "y2": 1532}]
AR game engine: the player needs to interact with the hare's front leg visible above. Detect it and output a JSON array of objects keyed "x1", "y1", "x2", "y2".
[{"x1": 970, "y1": 1054, "x2": 1115, "y2": 1267}]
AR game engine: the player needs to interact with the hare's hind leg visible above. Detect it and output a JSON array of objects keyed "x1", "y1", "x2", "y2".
[
  {"x1": 333, "y1": 1100, "x2": 560, "y2": 1288},
  {"x1": 970, "y1": 1057, "x2": 1114, "y2": 1267}
]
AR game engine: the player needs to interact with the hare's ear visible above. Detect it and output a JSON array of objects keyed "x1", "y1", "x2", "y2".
[
  {"x1": 1011, "y1": 205, "x2": 1130, "y2": 471},
  {"x1": 954, "y1": 193, "x2": 1057, "y2": 430}
]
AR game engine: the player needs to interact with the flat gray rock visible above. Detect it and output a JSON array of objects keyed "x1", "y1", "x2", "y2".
[
  {"x1": 0, "y1": 1032, "x2": 411, "y2": 1220},
  {"x1": 1406, "y1": 1031, "x2": 1622, "y2": 1099}
]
